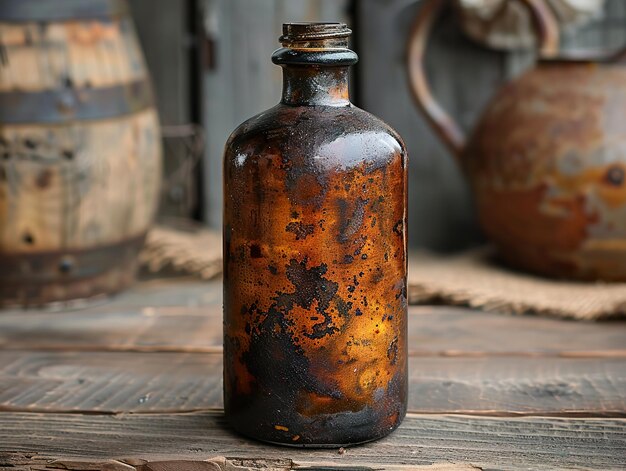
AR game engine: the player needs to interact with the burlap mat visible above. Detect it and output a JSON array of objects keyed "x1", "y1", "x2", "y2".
[
  {"x1": 140, "y1": 226, "x2": 626, "y2": 320},
  {"x1": 140, "y1": 224, "x2": 222, "y2": 280},
  {"x1": 409, "y1": 248, "x2": 626, "y2": 321}
]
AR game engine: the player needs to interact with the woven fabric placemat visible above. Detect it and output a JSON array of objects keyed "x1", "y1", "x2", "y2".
[
  {"x1": 408, "y1": 248, "x2": 626, "y2": 321},
  {"x1": 140, "y1": 226, "x2": 626, "y2": 320},
  {"x1": 140, "y1": 224, "x2": 222, "y2": 280}
]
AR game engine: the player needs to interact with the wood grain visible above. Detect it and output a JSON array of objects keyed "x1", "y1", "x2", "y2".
[
  {"x1": 0, "y1": 351, "x2": 222, "y2": 414},
  {"x1": 0, "y1": 412, "x2": 624, "y2": 470},
  {"x1": 0, "y1": 280, "x2": 223, "y2": 352},
  {"x1": 0, "y1": 305, "x2": 224, "y2": 353},
  {"x1": 0, "y1": 18, "x2": 146, "y2": 92},
  {"x1": 99, "y1": 278, "x2": 223, "y2": 308},
  {"x1": 0, "y1": 458, "x2": 476, "y2": 471},
  {"x1": 1, "y1": 280, "x2": 625, "y2": 356},
  {"x1": 0, "y1": 110, "x2": 161, "y2": 251},
  {"x1": 1, "y1": 350, "x2": 624, "y2": 416},
  {"x1": 1, "y1": 304, "x2": 624, "y2": 356}
]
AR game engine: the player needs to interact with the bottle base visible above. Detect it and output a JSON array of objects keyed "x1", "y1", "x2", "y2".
[{"x1": 227, "y1": 409, "x2": 406, "y2": 449}]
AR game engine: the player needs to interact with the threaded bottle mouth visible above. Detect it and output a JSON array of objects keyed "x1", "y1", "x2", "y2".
[
  {"x1": 273, "y1": 22, "x2": 357, "y2": 66},
  {"x1": 279, "y1": 23, "x2": 351, "y2": 44}
]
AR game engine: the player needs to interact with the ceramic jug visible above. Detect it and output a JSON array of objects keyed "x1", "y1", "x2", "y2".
[{"x1": 408, "y1": 0, "x2": 626, "y2": 281}]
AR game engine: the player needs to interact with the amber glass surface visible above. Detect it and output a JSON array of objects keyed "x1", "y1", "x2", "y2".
[{"x1": 223, "y1": 23, "x2": 408, "y2": 447}]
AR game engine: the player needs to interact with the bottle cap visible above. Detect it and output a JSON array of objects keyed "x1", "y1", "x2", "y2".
[{"x1": 279, "y1": 23, "x2": 351, "y2": 44}]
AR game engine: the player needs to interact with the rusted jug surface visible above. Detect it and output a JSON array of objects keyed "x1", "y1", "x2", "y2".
[
  {"x1": 408, "y1": 0, "x2": 626, "y2": 281},
  {"x1": 223, "y1": 23, "x2": 408, "y2": 446}
]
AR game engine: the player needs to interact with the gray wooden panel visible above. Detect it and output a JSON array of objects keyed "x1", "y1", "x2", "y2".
[
  {"x1": 128, "y1": 0, "x2": 190, "y2": 125},
  {"x1": 129, "y1": 1, "x2": 196, "y2": 218},
  {"x1": 1, "y1": 412, "x2": 625, "y2": 470},
  {"x1": 201, "y1": 0, "x2": 350, "y2": 228}
]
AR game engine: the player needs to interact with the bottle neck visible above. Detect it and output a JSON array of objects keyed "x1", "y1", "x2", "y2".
[
  {"x1": 272, "y1": 24, "x2": 357, "y2": 106},
  {"x1": 281, "y1": 66, "x2": 350, "y2": 107}
]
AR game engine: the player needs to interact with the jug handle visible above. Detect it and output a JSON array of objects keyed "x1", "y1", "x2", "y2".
[{"x1": 406, "y1": 0, "x2": 560, "y2": 160}]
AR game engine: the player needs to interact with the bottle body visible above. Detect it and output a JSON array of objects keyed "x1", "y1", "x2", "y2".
[
  {"x1": 223, "y1": 102, "x2": 407, "y2": 446},
  {"x1": 223, "y1": 22, "x2": 408, "y2": 447}
]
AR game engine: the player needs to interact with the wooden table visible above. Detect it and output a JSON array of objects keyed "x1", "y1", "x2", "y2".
[{"x1": 1, "y1": 277, "x2": 625, "y2": 470}]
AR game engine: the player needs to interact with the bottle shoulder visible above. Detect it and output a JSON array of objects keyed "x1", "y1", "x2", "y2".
[
  {"x1": 346, "y1": 104, "x2": 407, "y2": 151},
  {"x1": 225, "y1": 103, "x2": 406, "y2": 166}
]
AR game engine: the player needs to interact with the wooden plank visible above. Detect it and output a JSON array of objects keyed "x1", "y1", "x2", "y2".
[
  {"x1": 3, "y1": 303, "x2": 626, "y2": 355},
  {"x1": 0, "y1": 351, "x2": 222, "y2": 414},
  {"x1": 102, "y1": 277, "x2": 223, "y2": 308},
  {"x1": 0, "y1": 412, "x2": 624, "y2": 470},
  {"x1": 1, "y1": 351, "x2": 624, "y2": 416},
  {"x1": 407, "y1": 357, "x2": 626, "y2": 417},
  {"x1": 0, "y1": 305, "x2": 223, "y2": 353},
  {"x1": 128, "y1": 0, "x2": 190, "y2": 125},
  {"x1": 1, "y1": 279, "x2": 624, "y2": 356},
  {"x1": 0, "y1": 279, "x2": 222, "y2": 352},
  {"x1": 407, "y1": 307, "x2": 626, "y2": 358},
  {"x1": 0, "y1": 455, "x2": 478, "y2": 471}
]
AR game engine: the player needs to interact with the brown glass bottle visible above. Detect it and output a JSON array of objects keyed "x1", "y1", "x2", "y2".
[{"x1": 223, "y1": 23, "x2": 408, "y2": 447}]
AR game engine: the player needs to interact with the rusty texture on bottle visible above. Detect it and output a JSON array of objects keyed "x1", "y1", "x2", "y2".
[{"x1": 223, "y1": 23, "x2": 408, "y2": 447}]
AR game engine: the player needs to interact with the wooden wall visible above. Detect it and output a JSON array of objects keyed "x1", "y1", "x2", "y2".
[
  {"x1": 129, "y1": 0, "x2": 197, "y2": 219},
  {"x1": 200, "y1": 0, "x2": 351, "y2": 228},
  {"x1": 129, "y1": 0, "x2": 626, "y2": 249},
  {"x1": 128, "y1": 0, "x2": 191, "y2": 126}
]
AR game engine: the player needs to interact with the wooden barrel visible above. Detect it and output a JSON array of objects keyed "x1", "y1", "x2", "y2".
[{"x1": 0, "y1": 0, "x2": 162, "y2": 306}]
